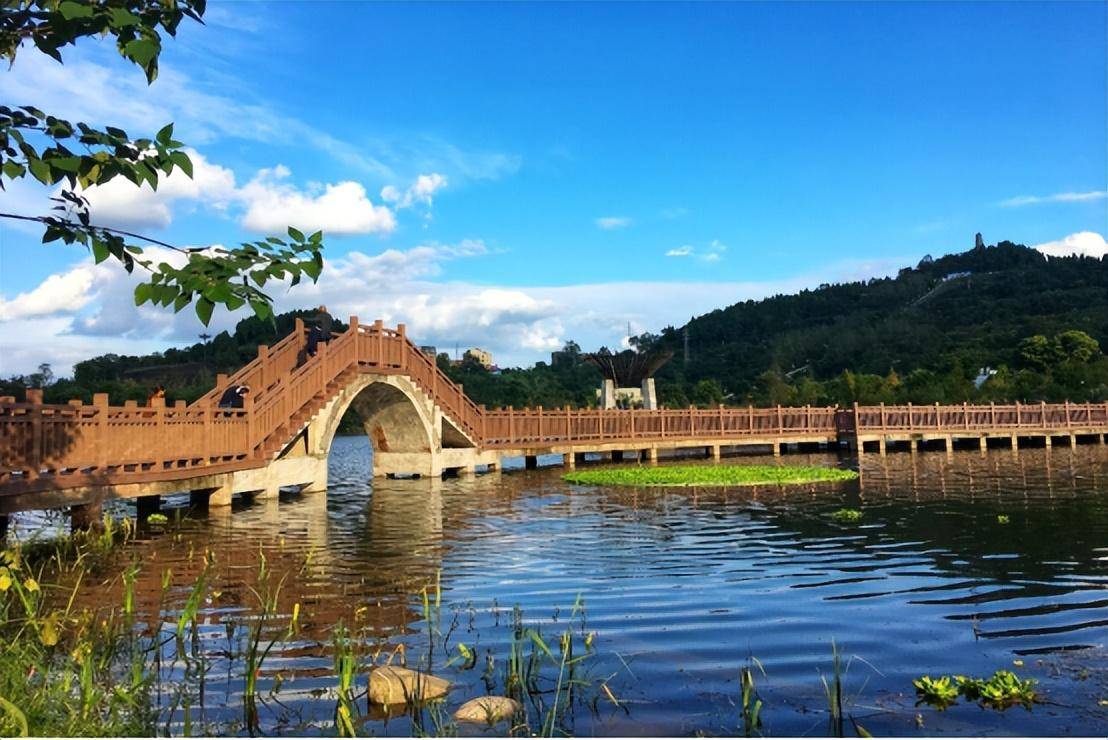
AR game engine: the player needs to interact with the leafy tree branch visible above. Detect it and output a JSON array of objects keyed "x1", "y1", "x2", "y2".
[{"x1": 1, "y1": 0, "x2": 327, "y2": 325}]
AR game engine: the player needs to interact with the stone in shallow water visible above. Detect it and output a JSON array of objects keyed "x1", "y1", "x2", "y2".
[
  {"x1": 368, "y1": 665, "x2": 450, "y2": 705},
  {"x1": 453, "y1": 696, "x2": 522, "y2": 724}
]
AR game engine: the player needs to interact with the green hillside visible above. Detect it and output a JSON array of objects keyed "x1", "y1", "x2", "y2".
[{"x1": 649, "y1": 240, "x2": 1108, "y2": 405}]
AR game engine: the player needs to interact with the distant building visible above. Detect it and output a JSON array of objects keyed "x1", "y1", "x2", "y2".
[
  {"x1": 419, "y1": 345, "x2": 437, "y2": 358},
  {"x1": 464, "y1": 347, "x2": 493, "y2": 368}
]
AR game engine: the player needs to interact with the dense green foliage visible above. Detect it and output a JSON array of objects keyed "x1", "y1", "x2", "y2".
[
  {"x1": 562, "y1": 464, "x2": 858, "y2": 487},
  {"x1": 650, "y1": 241, "x2": 1108, "y2": 405},
  {"x1": 449, "y1": 242, "x2": 1108, "y2": 408},
  {"x1": 1, "y1": 0, "x2": 324, "y2": 324}
]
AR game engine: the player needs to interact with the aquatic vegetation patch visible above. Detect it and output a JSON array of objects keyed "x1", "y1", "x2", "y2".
[
  {"x1": 914, "y1": 670, "x2": 1038, "y2": 709},
  {"x1": 830, "y1": 508, "x2": 863, "y2": 523},
  {"x1": 912, "y1": 675, "x2": 959, "y2": 707},
  {"x1": 562, "y1": 464, "x2": 858, "y2": 488},
  {"x1": 996, "y1": 514, "x2": 1011, "y2": 524}
]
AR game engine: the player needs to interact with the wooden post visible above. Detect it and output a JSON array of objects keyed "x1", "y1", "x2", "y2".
[
  {"x1": 508, "y1": 406, "x2": 515, "y2": 445},
  {"x1": 963, "y1": 401, "x2": 969, "y2": 430},
  {"x1": 907, "y1": 401, "x2": 913, "y2": 431},
  {"x1": 880, "y1": 402, "x2": 886, "y2": 432},
  {"x1": 94, "y1": 393, "x2": 109, "y2": 470},
  {"x1": 630, "y1": 408, "x2": 636, "y2": 438},
  {"x1": 257, "y1": 344, "x2": 269, "y2": 388},
  {"x1": 537, "y1": 405, "x2": 543, "y2": 442},
  {"x1": 719, "y1": 404, "x2": 725, "y2": 436},
  {"x1": 990, "y1": 401, "x2": 995, "y2": 427},
  {"x1": 397, "y1": 323, "x2": 407, "y2": 370},
  {"x1": 805, "y1": 404, "x2": 811, "y2": 433},
  {"x1": 935, "y1": 402, "x2": 942, "y2": 431},
  {"x1": 1064, "y1": 400, "x2": 1071, "y2": 428},
  {"x1": 690, "y1": 405, "x2": 695, "y2": 436},
  {"x1": 1015, "y1": 400, "x2": 1021, "y2": 427},
  {"x1": 374, "y1": 319, "x2": 384, "y2": 365},
  {"x1": 1040, "y1": 401, "x2": 1046, "y2": 428},
  {"x1": 748, "y1": 405, "x2": 754, "y2": 433},
  {"x1": 776, "y1": 404, "x2": 782, "y2": 434},
  {"x1": 153, "y1": 396, "x2": 165, "y2": 469}
]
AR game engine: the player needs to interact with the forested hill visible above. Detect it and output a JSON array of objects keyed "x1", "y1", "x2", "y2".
[{"x1": 648, "y1": 240, "x2": 1108, "y2": 404}]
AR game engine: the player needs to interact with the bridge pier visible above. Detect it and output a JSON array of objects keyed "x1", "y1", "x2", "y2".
[
  {"x1": 191, "y1": 484, "x2": 232, "y2": 509},
  {"x1": 70, "y1": 501, "x2": 103, "y2": 531},
  {"x1": 563, "y1": 453, "x2": 575, "y2": 469},
  {"x1": 612, "y1": 450, "x2": 624, "y2": 463},
  {"x1": 136, "y1": 494, "x2": 162, "y2": 518},
  {"x1": 525, "y1": 455, "x2": 539, "y2": 469},
  {"x1": 643, "y1": 448, "x2": 658, "y2": 462}
]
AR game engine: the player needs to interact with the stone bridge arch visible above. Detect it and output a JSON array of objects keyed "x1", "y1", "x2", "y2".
[{"x1": 304, "y1": 373, "x2": 493, "y2": 478}]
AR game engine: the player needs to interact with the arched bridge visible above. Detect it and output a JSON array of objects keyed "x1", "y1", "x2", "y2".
[{"x1": 3, "y1": 318, "x2": 1107, "y2": 524}]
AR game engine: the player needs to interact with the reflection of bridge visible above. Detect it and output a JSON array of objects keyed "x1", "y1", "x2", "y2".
[{"x1": 2, "y1": 319, "x2": 1107, "y2": 526}]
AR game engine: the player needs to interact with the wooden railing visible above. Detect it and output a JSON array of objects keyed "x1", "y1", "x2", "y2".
[
  {"x1": 3, "y1": 318, "x2": 1108, "y2": 496},
  {"x1": 480, "y1": 405, "x2": 838, "y2": 448},
  {"x1": 853, "y1": 402, "x2": 1108, "y2": 433}
]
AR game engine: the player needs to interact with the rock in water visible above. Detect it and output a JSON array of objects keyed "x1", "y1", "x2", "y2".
[
  {"x1": 453, "y1": 696, "x2": 522, "y2": 724},
  {"x1": 368, "y1": 666, "x2": 450, "y2": 705}
]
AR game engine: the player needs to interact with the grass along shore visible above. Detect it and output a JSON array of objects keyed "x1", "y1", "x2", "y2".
[{"x1": 562, "y1": 464, "x2": 858, "y2": 488}]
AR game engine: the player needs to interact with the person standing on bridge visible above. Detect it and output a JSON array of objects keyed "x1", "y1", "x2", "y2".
[{"x1": 307, "y1": 305, "x2": 334, "y2": 357}]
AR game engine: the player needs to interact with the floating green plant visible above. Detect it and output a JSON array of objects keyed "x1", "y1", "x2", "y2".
[
  {"x1": 830, "y1": 508, "x2": 863, "y2": 523},
  {"x1": 146, "y1": 513, "x2": 169, "y2": 525},
  {"x1": 996, "y1": 514, "x2": 1010, "y2": 525},
  {"x1": 563, "y1": 464, "x2": 858, "y2": 488},
  {"x1": 914, "y1": 670, "x2": 1038, "y2": 710},
  {"x1": 957, "y1": 670, "x2": 1037, "y2": 708},
  {"x1": 913, "y1": 675, "x2": 959, "y2": 707}
]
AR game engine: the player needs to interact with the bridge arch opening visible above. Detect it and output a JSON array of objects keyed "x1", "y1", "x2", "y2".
[{"x1": 307, "y1": 375, "x2": 443, "y2": 478}]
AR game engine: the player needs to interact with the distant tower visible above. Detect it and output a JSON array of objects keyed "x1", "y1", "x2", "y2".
[{"x1": 975, "y1": 232, "x2": 985, "y2": 249}]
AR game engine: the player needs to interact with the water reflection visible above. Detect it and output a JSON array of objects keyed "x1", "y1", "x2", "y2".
[{"x1": 38, "y1": 439, "x2": 1108, "y2": 735}]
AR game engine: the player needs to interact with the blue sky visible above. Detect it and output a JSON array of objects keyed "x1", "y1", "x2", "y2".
[{"x1": 1, "y1": 1, "x2": 1105, "y2": 374}]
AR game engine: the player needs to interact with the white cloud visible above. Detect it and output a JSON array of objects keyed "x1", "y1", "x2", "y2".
[
  {"x1": 0, "y1": 267, "x2": 96, "y2": 321},
  {"x1": 381, "y1": 173, "x2": 448, "y2": 210},
  {"x1": 0, "y1": 241, "x2": 910, "y2": 376},
  {"x1": 664, "y1": 240, "x2": 727, "y2": 263},
  {"x1": 1033, "y1": 231, "x2": 1108, "y2": 259},
  {"x1": 239, "y1": 167, "x2": 396, "y2": 235},
  {"x1": 999, "y1": 190, "x2": 1107, "y2": 207},
  {"x1": 18, "y1": 151, "x2": 399, "y2": 236},
  {"x1": 75, "y1": 150, "x2": 237, "y2": 230},
  {"x1": 595, "y1": 216, "x2": 632, "y2": 230}
]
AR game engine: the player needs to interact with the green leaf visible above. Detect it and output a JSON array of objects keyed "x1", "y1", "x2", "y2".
[
  {"x1": 134, "y1": 283, "x2": 152, "y2": 305},
  {"x1": 287, "y1": 226, "x2": 305, "y2": 242},
  {"x1": 59, "y1": 1, "x2": 95, "y2": 20},
  {"x1": 123, "y1": 39, "x2": 160, "y2": 78},
  {"x1": 169, "y1": 150, "x2": 193, "y2": 177},
  {"x1": 91, "y1": 239, "x2": 110, "y2": 264},
  {"x1": 194, "y1": 297, "x2": 215, "y2": 325},
  {"x1": 28, "y1": 157, "x2": 51, "y2": 185},
  {"x1": 156, "y1": 123, "x2": 174, "y2": 145}
]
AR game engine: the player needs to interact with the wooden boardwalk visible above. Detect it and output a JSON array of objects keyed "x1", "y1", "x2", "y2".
[{"x1": 2, "y1": 319, "x2": 1106, "y2": 523}]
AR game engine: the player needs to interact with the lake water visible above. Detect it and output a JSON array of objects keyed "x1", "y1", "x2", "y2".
[{"x1": 20, "y1": 438, "x2": 1108, "y2": 736}]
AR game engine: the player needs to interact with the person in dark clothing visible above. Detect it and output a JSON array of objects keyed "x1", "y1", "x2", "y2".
[
  {"x1": 217, "y1": 385, "x2": 239, "y2": 408},
  {"x1": 306, "y1": 325, "x2": 322, "y2": 357},
  {"x1": 306, "y1": 305, "x2": 333, "y2": 357},
  {"x1": 315, "y1": 305, "x2": 333, "y2": 342},
  {"x1": 217, "y1": 384, "x2": 251, "y2": 409}
]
